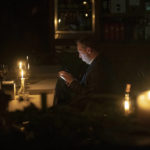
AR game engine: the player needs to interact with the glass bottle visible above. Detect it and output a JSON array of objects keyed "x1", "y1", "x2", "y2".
[{"x1": 124, "y1": 83, "x2": 131, "y2": 115}]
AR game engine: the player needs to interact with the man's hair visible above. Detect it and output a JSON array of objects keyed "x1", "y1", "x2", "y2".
[{"x1": 76, "y1": 35, "x2": 99, "y2": 51}]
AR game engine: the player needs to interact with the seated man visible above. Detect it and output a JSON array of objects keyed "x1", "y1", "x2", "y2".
[{"x1": 54, "y1": 35, "x2": 120, "y2": 111}]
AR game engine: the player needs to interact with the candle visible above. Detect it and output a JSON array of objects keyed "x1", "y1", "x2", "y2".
[{"x1": 20, "y1": 69, "x2": 25, "y2": 94}]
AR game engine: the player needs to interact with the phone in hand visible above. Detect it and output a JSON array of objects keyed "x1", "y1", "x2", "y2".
[{"x1": 60, "y1": 74, "x2": 65, "y2": 81}]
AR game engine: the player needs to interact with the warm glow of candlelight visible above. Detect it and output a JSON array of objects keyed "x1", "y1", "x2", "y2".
[
  {"x1": 139, "y1": 94, "x2": 145, "y2": 100},
  {"x1": 148, "y1": 91, "x2": 150, "y2": 100},
  {"x1": 19, "y1": 62, "x2": 22, "y2": 69},
  {"x1": 85, "y1": 13, "x2": 88, "y2": 17},
  {"x1": 21, "y1": 70, "x2": 24, "y2": 78},
  {"x1": 27, "y1": 63, "x2": 30, "y2": 70},
  {"x1": 124, "y1": 100, "x2": 130, "y2": 111},
  {"x1": 137, "y1": 90, "x2": 150, "y2": 111},
  {"x1": 14, "y1": 83, "x2": 16, "y2": 99},
  {"x1": 20, "y1": 75, "x2": 25, "y2": 94},
  {"x1": 58, "y1": 18, "x2": 61, "y2": 23},
  {"x1": 123, "y1": 92, "x2": 131, "y2": 115},
  {"x1": 83, "y1": 1, "x2": 87, "y2": 5}
]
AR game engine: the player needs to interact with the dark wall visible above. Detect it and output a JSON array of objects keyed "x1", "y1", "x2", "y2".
[
  {"x1": 100, "y1": 42, "x2": 150, "y2": 93},
  {"x1": 0, "y1": 0, "x2": 51, "y2": 65}
]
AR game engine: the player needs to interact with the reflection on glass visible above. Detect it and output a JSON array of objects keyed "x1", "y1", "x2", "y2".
[{"x1": 55, "y1": 0, "x2": 95, "y2": 32}]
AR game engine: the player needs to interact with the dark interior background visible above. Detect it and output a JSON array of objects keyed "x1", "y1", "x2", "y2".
[{"x1": 1, "y1": 0, "x2": 150, "y2": 93}]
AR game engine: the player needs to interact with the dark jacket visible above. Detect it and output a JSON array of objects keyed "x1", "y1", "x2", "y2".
[{"x1": 69, "y1": 53, "x2": 119, "y2": 106}]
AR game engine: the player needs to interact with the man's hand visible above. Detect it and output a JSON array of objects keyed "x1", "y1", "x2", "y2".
[{"x1": 59, "y1": 71, "x2": 75, "y2": 86}]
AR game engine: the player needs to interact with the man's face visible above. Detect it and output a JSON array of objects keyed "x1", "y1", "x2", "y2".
[{"x1": 77, "y1": 42, "x2": 91, "y2": 64}]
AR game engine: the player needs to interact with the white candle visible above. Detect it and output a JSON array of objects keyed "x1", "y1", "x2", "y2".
[
  {"x1": 20, "y1": 70, "x2": 25, "y2": 93},
  {"x1": 21, "y1": 78, "x2": 25, "y2": 93}
]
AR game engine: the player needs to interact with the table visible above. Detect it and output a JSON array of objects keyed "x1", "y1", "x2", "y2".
[{"x1": 7, "y1": 65, "x2": 60, "y2": 112}]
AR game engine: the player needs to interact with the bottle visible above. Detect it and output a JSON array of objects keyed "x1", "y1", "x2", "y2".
[{"x1": 124, "y1": 83, "x2": 131, "y2": 115}]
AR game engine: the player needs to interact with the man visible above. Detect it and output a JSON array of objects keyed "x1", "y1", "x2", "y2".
[{"x1": 54, "y1": 36, "x2": 119, "y2": 110}]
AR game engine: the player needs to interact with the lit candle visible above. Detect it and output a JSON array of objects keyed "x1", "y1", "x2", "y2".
[{"x1": 21, "y1": 70, "x2": 25, "y2": 93}]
